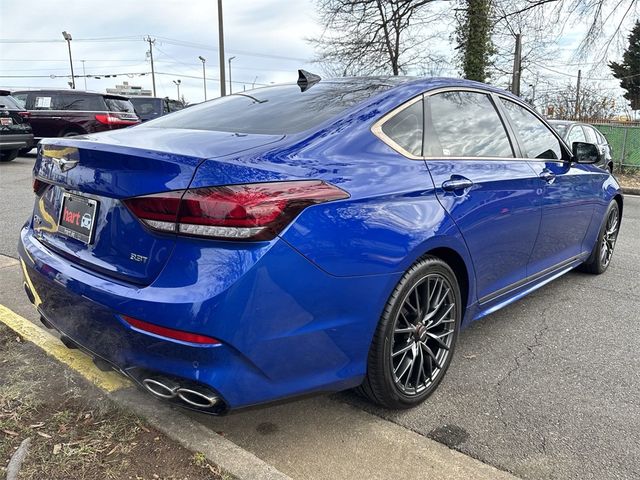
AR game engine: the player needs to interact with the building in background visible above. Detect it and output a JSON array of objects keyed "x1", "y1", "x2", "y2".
[{"x1": 106, "y1": 81, "x2": 151, "y2": 96}]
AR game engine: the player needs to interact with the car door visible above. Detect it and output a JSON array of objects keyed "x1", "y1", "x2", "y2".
[
  {"x1": 498, "y1": 98, "x2": 596, "y2": 275},
  {"x1": 25, "y1": 92, "x2": 59, "y2": 139},
  {"x1": 422, "y1": 89, "x2": 542, "y2": 303}
]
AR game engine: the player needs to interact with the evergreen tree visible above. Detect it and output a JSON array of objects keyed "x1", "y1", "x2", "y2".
[
  {"x1": 456, "y1": 0, "x2": 494, "y2": 82},
  {"x1": 610, "y1": 21, "x2": 640, "y2": 110}
]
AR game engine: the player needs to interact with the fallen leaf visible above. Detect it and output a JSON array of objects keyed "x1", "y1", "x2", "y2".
[
  {"x1": 2, "y1": 430, "x2": 18, "y2": 436},
  {"x1": 53, "y1": 443, "x2": 62, "y2": 455},
  {"x1": 37, "y1": 432, "x2": 52, "y2": 439},
  {"x1": 29, "y1": 422, "x2": 45, "y2": 429},
  {"x1": 463, "y1": 354, "x2": 477, "y2": 359}
]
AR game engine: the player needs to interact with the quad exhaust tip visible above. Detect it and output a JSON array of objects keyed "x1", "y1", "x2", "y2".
[{"x1": 142, "y1": 377, "x2": 219, "y2": 409}]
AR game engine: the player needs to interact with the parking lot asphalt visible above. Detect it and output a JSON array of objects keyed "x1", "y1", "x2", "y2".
[{"x1": 1, "y1": 155, "x2": 639, "y2": 480}]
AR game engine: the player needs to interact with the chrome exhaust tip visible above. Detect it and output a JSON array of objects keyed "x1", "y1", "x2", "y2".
[
  {"x1": 176, "y1": 388, "x2": 219, "y2": 409},
  {"x1": 143, "y1": 377, "x2": 179, "y2": 399}
]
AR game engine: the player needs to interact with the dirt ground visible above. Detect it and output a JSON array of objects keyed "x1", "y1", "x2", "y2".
[
  {"x1": 0, "y1": 324, "x2": 228, "y2": 480},
  {"x1": 617, "y1": 170, "x2": 640, "y2": 189}
]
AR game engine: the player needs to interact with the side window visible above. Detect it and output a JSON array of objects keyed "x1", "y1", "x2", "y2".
[
  {"x1": 425, "y1": 91, "x2": 513, "y2": 158},
  {"x1": 12, "y1": 93, "x2": 27, "y2": 108},
  {"x1": 583, "y1": 126, "x2": 598, "y2": 144},
  {"x1": 380, "y1": 99, "x2": 423, "y2": 156},
  {"x1": 567, "y1": 126, "x2": 587, "y2": 144},
  {"x1": 500, "y1": 99, "x2": 562, "y2": 160},
  {"x1": 54, "y1": 94, "x2": 102, "y2": 111},
  {"x1": 593, "y1": 128, "x2": 606, "y2": 144}
]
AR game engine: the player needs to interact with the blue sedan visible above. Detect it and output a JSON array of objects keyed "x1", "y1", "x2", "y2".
[{"x1": 19, "y1": 75, "x2": 622, "y2": 413}]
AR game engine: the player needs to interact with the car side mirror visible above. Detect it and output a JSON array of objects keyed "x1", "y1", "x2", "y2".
[{"x1": 572, "y1": 142, "x2": 600, "y2": 164}]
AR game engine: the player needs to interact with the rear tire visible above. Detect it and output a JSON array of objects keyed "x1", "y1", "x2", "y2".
[
  {"x1": 18, "y1": 147, "x2": 33, "y2": 156},
  {"x1": 357, "y1": 256, "x2": 461, "y2": 409},
  {"x1": 0, "y1": 149, "x2": 19, "y2": 162},
  {"x1": 62, "y1": 130, "x2": 82, "y2": 137},
  {"x1": 579, "y1": 200, "x2": 620, "y2": 274}
]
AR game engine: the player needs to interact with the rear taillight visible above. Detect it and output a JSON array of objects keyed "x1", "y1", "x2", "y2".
[
  {"x1": 123, "y1": 181, "x2": 349, "y2": 241},
  {"x1": 95, "y1": 113, "x2": 139, "y2": 126},
  {"x1": 18, "y1": 111, "x2": 30, "y2": 119}
]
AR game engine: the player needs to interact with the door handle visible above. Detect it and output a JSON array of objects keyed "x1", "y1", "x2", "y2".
[
  {"x1": 442, "y1": 177, "x2": 473, "y2": 191},
  {"x1": 539, "y1": 170, "x2": 556, "y2": 183}
]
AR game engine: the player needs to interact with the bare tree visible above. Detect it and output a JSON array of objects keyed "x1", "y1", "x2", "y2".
[
  {"x1": 310, "y1": 0, "x2": 447, "y2": 76},
  {"x1": 544, "y1": 82, "x2": 618, "y2": 120}
]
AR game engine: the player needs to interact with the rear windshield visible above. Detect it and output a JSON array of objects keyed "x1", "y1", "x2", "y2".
[
  {"x1": 0, "y1": 95, "x2": 24, "y2": 110},
  {"x1": 551, "y1": 123, "x2": 569, "y2": 137},
  {"x1": 104, "y1": 97, "x2": 136, "y2": 113},
  {"x1": 145, "y1": 82, "x2": 396, "y2": 134},
  {"x1": 130, "y1": 97, "x2": 161, "y2": 115}
]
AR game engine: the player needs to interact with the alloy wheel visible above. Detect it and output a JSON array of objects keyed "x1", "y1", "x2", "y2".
[
  {"x1": 391, "y1": 273, "x2": 456, "y2": 396},
  {"x1": 600, "y1": 207, "x2": 619, "y2": 268}
]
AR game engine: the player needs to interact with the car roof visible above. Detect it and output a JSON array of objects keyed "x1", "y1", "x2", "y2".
[{"x1": 12, "y1": 89, "x2": 130, "y2": 100}]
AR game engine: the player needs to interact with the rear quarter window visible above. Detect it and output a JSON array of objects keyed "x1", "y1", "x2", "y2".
[{"x1": 380, "y1": 99, "x2": 423, "y2": 156}]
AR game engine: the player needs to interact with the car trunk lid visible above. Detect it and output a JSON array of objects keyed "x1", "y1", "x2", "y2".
[{"x1": 31, "y1": 128, "x2": 284, "y2": 285}]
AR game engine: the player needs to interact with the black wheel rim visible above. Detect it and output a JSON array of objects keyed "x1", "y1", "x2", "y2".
[
  {"x1": 600, "y1": 207, "x2": 619, "y2": 268},
  {"x1": 391, "y1": 273, "x2": 456, "y2": 396}
]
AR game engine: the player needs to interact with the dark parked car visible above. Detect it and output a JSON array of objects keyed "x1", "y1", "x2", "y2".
[
  {"x1": 0, "y1": 90, "x2": 34, "y2": 162},
  {"x1": 549, "y1": 120, "x2": 613, "y2": 172},
  {"x1": 11, "y1": 90, "x2": 139, "y2": 152},
  {"x1": 129, "y1": 96, "x2": 185, "y2": 122},
  {"x1": 21, "y1": 77, "x2": 622, "y2": 413}
]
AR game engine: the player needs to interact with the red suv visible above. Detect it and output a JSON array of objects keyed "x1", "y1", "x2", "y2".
[{"x1": 12, "y1": 90, "x2": 139, "y2": 152}]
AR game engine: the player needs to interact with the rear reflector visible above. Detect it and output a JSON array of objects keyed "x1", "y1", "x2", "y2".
[
  {"x1": 122, "y1": 315, "x2": 221, "y2": 345},
  {"x1": 33, "y1": 177, "x2": 48, "y2": 195},
  {"x1": 124, "y1": 180, "x2": 349, "y2": 241}
]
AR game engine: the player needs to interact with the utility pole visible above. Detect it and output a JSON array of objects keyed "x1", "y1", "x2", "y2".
[
  {"x1": 199, "y1": 56, "x2": 207, "y2": 101},
  {"x1": 173, "y1": 79, "x2": 181, "y2": 99},
  {"x1": 228, "y1": 56, "x2": 236, "y2": 94},
  {"x1": 81, "y1": 60, "x2": 87, "y2": 90},
  {"x1": 575, "y1": 69, "x2": 582, "y2": 120},
  {"x1": 217, "y1": 0, "x2": 226, "y2": 97},
  {"x1": 511, "y1": 33, "x2": 522, "y2": 96},
  {"x1": 62, "y1": 31, "x2": 75, "y2": 89},
  {"x1": 145, "y1": 36, "x2": 157, "y2": 97}
]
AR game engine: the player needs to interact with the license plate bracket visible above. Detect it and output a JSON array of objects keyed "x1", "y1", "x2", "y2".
[{"x1": 58, "y1": 193, "x2": 98, "y2": 244}]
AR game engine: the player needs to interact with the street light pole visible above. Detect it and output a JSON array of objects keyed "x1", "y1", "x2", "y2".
[
  {"x1": 173, "y1": 79, "x2": 181, "y2": 100},
  {"x1": 198, "y1": 56, "x2": 207, "y2": 101},
  {"x1": 81, "y1": 60, "x2": 87, "y2": 90},
  {"x1": 217, "y1": 0, "x2": 226, "y2": 96},
  {"x1": 228, "y1": 56, "x2": 236, "y2": 94},
  {"x1": 62, "y1": 31, "x2": 75, "y2": 89}
]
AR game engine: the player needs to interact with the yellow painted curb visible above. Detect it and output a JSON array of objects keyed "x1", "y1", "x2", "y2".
[{"x1": 0, "y1": 304, "x2": 132, "y2": 392}]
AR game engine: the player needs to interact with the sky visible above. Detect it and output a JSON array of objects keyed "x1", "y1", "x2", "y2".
[{"x1": 0, "y1": 0, "x2": 634, "y2": 110}]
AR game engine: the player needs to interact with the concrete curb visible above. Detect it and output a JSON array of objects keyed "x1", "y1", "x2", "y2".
[
  {"x1": 111, "y1": 388, "x2": 292, "y2": 480},
  {"x1": 622, "y1": 187, "x2": 640, "y2": 196}
]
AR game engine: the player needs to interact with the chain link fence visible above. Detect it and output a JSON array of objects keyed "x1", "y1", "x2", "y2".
[{"x1": 593, "y1": 123, "x2": 640, "y2": 170}]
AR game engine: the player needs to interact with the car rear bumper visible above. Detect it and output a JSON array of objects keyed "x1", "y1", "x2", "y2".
[
  {"x1": 18, "y1": 225, "x2": 397, "y2": 410},
  {"x1": 0, "y1": 133, "x2": 34, "y2": 150}
]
